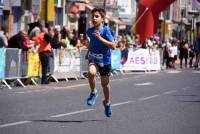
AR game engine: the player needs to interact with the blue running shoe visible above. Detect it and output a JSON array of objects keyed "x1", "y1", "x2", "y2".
[
  {"x1": 103, "y1": 101, "x2": 112, "y2": 117},
  {"x1": 87, "y1": 92, "x2": 98, "y2": 106}
]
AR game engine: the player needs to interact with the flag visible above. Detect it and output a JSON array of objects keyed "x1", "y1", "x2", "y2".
[
  {"x1": 40, "y1": 0, "x2": 55, "y2": 21},
  {"x1": 193, "y1": 0, "x2": 200, "y2": 9},
  {"x1": 135, "y1": 0, "x2": 176, "y2": 45}
]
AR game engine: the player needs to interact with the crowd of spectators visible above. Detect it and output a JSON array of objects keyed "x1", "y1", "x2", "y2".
[
  {"x1": 0, "y1": 21, "x2": 200, "y2": 71},
  {"x1": 0, "y1": 21, "x2": 89, "y2": 52},
  {"x1": 0, "y1": 21, "x2": 90, "y2": 84},
  {"x1": 161, "y1": 35, "x2": 200, "y2": 70}
]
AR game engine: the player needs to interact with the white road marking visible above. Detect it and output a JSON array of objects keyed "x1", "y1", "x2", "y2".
[
  {"x1": 135, "y1": 82, "x2": 153, "y2": 86},
  {"x1": 53, "y1": 84, "x2": 89, "y2": 89},
  {"x1": 167, "y1": 70, "x2": 181, "y2": 74},
  {"x1": 163, "y1": 90, "x2": 177, "y2": 95},
  {"x1": 192, "y1": 70, "x2": 200, "y2": 74},
  {"x1": 50, "y1": 109, "x2": 94, "y2": 118},
  {"x1": 139, "y1": 95, "x2": 160, "y2": 101},
  {"x1": 112, "y1": 101, "x2": 135, "y2": 106},
  {"x1": 182, "y1": 87, "x2": 190, "y2": 91},
  {"x1": 110, "y1": 77, "x2": 132, "y2": 82},
  {"x1": 124, "y1": 71, "x2": 158, "y2": 74},
  {"x1": 16, "y1": 89, "x2": 47, "y2": 94},
  {"x1": 0, "y1": 121, "x2": 31, "y2": 128}
]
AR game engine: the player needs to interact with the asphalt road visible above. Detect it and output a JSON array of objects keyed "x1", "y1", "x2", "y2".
[{"x1": 0, "y1": 69, "x2": 200, "y2": 134}]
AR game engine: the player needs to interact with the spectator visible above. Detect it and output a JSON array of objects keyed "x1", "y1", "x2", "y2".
[
  {"x1": 116, "y1": 35, "x2": 122, "y2": 48},
  {"x1": 28, "y1": 20, "x2": 45, "y2": 38},
  {"x1": 70, "y1": 29, "x2": 79, "y2": 47},
  {"x1": 125, "y1": 31, "x2": 133, "y2": 47},
  {"x1": 0, "y1": 27, "x2": 8, "y2": 48},
  {"x1": 8, "y1": 30, "x2": 32, "y2": 51},
  {"x1": 166, "y1": 39, "x2": 172, "y2": 69},
  {"x1": 120, "y1": 38, "x2": 129, "y2": 64},
  {"x1": 21, "y1": 31, "x2": 34, "y2": 51},
  {"x1": 79, "y1": 34, "x2": 89, "y2": 49},
  {"x1": 162, "y1": 41, "x2": 169, "y2": 68},
  {"x1": 194, "y1": 34, "x2": 200, "y2": 69},
  {"x1": 170, "y1": 40, "x2": 178, "y2": 69},
  {"x1": 179, "y1": 39, "x2": 189, "y2": 68},
  {"x1": 75, "y1": 38, "x2": 83, "y2": 49},
  {"x1": 134, "y1": 34, "x2": 142, "y2": 48},
  {"x1": 51, "y1": 25, "x2": 62, "y2": 49},
  {"x1": 32, "y1": 30, "x2": 52, "y2": 84},
  {"x1": 60, "y1": 26, "x2": 73, "y2": 49},
  {"x1": 147, "y1": 39, "x2": 153, "y2": 49},
  {"x1": 189, "y1": 44, "x2": 195, "y2": 68}
]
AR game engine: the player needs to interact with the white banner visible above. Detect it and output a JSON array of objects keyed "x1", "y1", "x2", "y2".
[
  {"x1": 121, "y1": 49, "x2": 160, "y2": 71},
  {"x1": 53, "y1": 49, "x2": 81, "y2": 79}
]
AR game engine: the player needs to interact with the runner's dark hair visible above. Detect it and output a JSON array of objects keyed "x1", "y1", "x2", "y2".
[{"x1": 91, "y1": 8, "x2": 106, "y2": 18}]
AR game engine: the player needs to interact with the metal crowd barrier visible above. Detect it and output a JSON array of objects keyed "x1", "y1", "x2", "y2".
[
  {"x1": 0, "y1": 48, "x2": 161, "y2": 89},
  {"x1": 0, "y1": 48, "x2": 42, "y2": 89},
  {"x1": 2, "y1": 48, "x2": 25, "y2": 89},
  {"x1": 51, "y1": 49, "x2": 81, "y2": 82}
]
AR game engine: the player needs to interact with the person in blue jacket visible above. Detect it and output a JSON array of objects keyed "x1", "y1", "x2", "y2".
[{"x1": 86, "y1": 8, "x2": 116, "y2": 117}]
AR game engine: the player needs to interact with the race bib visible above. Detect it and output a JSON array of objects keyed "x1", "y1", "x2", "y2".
[{"x1": 88, "y1": 52, "x2": 104, "y2": 67}]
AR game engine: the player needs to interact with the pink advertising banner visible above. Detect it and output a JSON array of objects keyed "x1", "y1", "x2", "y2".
[{"x1": 121, "y1": 49, "x2": 160, "y2": 71}]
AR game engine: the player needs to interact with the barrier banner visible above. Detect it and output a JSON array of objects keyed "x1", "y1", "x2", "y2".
[
  {"x1": 49, "y1": 52, "x2": 54, "y2": 74},
  {"x1": 111, "y1": 50, "x2": 121, "y2": 70},
  {"x1": 80, "y1": 49, "x2": 88, "y2": 72},
  {"x1": 0, "y1": 48, "x2": 5, "y2": 79},
  {"x1": 20, "y1": 51, "x2": 28, "y2": 77},
  {"x1": 5, "y1": 48, "x2": 21, "y2": 78},
  {"x1": 53, "y1": 49, "x2": 81, "y2": 79},
  {"x1": 121, "y1": 49, "x2": 160, "y2": 71},
  {"x1": 27, "y1": 52, "x2": 41, "y2": 77}
]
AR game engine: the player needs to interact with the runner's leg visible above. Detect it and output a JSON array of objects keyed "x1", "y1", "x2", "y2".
[
  {"x1": 88, "y1": 63, "x2": 97, "y2": 93},
  {"x1": 101, "y1": 76, "x2": 110, "y2": 105}
]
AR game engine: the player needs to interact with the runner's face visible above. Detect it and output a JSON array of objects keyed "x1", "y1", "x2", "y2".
[{"x1": 92, "y1": 11, "x2": 104, "y2": 27}]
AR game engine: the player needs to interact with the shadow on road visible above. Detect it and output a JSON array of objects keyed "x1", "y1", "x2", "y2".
[
  {"x1": 173, "y1": 94, "x2": 199, "y2": 97},
  {"x1": 173, "y1": 94, "x2": 200, "y2": 103},
  {"x1": 177, "y1": 100, "x2": 200, "y2": 103}
]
